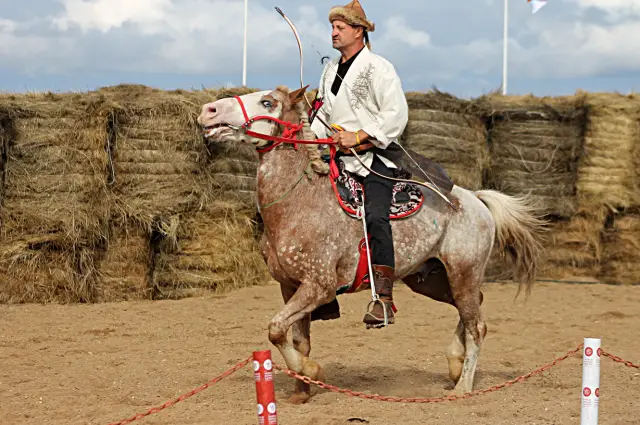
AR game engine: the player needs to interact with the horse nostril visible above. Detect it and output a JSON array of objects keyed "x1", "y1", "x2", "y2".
[{"x1": 208, "y1": 106, "x2": 217, "y2": 114}]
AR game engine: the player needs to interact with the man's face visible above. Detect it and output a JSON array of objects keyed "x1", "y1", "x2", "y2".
[{"x1": 331, "y1": 19, "x2": 360, "y2": 50}]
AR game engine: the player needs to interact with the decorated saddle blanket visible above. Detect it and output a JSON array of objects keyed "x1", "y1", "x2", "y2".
[{"x1": 329, "y1": 158, "x2": 424, "y2": 220}]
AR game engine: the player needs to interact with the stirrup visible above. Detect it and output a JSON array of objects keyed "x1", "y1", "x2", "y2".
[{"x1": 364, "y1": 298, "x2": 393, "y2": 329}]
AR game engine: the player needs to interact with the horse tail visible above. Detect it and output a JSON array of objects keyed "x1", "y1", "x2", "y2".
[{"x1": 474, "y1": 189, "x2": 547, "y2": 298}]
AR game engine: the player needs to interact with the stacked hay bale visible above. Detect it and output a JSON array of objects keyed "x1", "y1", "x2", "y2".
[
  {"x1": 195, "y1": 87, "x2": 261, "y2": 208},
  {"x1": 106, "y1": 87, "x2": 209, "y2": 229},
  {"x1": 482, "y1": 93, "x2": 591, "y2": 281},
  {"x1": 484, "y1": 93, "x2": 587, "y2": 218},
  {"x1": 537, "y1": 206, "x2": 608, "y2": 280},
  {"x1": 151, "y1": 87, "x2": 269, "y2": 298},
  {"x1": 402, "y1": 90, "x2": 489, "y2": 191},
  {"x1": 0, "y1": 92, "x2": 111, "y2": 303},
  {"x1": 93, "y1": 85, "x2": 267, "y2": 300},
  {"x1": 600, "y1": 208, "x2": 640, "y2": 285},
  {"x1": 585, "y1": 93, "x2": 640, "y2": 285},
  {"x1": 93, "y1": 224, "x2": 153, "y2": 301},
  {"x1": 0, "y1": 85, "x2": 270, "y2": 304},
  {"x1": 152, "y1": 200, "x2": 269, "y2": 299},
  {"x1": 576, "y1": 92, "x2": 639, "y2": 210}
]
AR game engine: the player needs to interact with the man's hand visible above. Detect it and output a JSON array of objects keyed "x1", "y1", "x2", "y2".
[{"x1": 332, "y1": 130, "x2": 369, "y2": 149}]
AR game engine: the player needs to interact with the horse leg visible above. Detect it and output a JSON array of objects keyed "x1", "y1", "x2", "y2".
[
  {"x1": 402, "y1": 259, "x2": 479, "y2": 384},
  {"x1": 449, "y1": 270, "x2": 487, "y2": 395},
  {"x1": 277, "y1": 283, "x2": 315, "y2": 403},
  {"x1": 446, "y1": 319, "x2": 466, "y2": 384},
  {"x1": 269, "y1": 281, "x2": 332, "y2": 404},
  {"x1": 289, "y1": 315, "x2": 312, "y2": 403}
]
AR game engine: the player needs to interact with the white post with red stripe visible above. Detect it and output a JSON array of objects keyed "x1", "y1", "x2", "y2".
[{"x1": 580, "y1": 338, "x2": 601, "y2": 425}]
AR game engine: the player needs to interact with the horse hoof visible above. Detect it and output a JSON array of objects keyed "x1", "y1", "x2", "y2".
[
  {"x1": 450, "y1": 384, "x2": 472, "y2": 397},
  {"x1": 286, "y1": 392, "x2": 311, "y2": 405},
  {"x1": 302, "y1": 360, "x2": 325, "y2": 383},
  {"x1": 447, "y1": 357, "x2": 464, "y2": 383}
]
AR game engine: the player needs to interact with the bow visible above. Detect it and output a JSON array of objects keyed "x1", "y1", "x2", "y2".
[
  {"x1": 274, "y1": 7, "x2": 335, "y2": 134},
  {"x1": 274, "y1": 7, "x2": 312, "y2": 110}
]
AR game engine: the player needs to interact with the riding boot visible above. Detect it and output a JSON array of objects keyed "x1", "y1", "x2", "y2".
[{"x1": 362, "y1": 264, "x2": 396, "y2": 327}]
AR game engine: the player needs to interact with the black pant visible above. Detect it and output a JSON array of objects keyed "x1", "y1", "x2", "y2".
[{"x1": 362, "y1": 156, "x2": 395, "y2": 268}]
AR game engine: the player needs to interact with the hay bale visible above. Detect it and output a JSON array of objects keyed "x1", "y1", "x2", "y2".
[
  {"x1": 107, "y1": 85, "x2": 262, "y2": 230},
  {"x1": 538, "y1": 206, "x2": 607, "y2": 280},
  {"x1": 94, "y1": 224, "x2": 153, "y2": 301},
  {"x1": 600, "y1": 209, "x2": 640, "y2": 285},
  {"x1": 152, "y1": 200, "x2": 269, "y2": 299},
  {"x1": 109, "y1": 96, "x2": 206, "y2": 231},
  {"x1": 197, "y1": 87, "x2": 261, "y2": 208},
  {"x1": 577, "y1": 92, "x2": 640, "y2": 210},
  {"x1": 0, "y1": 235, "x2": 97, "y2": 303},
  {"x1": 0, "y1": 92, "x2": 111, "y2": 247},
  {"x1": 484, "y1": 93, "x2": 587, "y2": 218},
  {"x1": 485, "y1": 205, "x2": 606, "y2": 282},
  {"x1": 201, "y1": 142, "x2": 259, "y2": 207},
  {"x1": 0, "y1": 107, "x2": 12, "y2": 203},
  {"x1": 402, "y1": 90, "x2": 489, "y2": 190},
  {"x1": 0, "y1": 92, "x2": 110, "y2": 303}
]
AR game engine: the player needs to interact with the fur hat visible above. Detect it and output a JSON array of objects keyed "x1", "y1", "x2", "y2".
[{"x1": 328, "y1": 0, "x2": 375, "y2": 32}]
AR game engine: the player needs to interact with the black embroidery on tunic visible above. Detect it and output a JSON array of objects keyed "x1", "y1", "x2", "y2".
[{"x1": 349, "y1": 63, "x2": 374, "y2": 110}]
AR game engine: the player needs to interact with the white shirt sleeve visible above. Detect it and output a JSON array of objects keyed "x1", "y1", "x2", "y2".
[{"x1": 361, "y1": 63, "x2": 409, "y2": 149}]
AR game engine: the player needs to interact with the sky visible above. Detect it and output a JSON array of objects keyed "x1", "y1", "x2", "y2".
[{"x1": 1, "y1": 0, "x2": 639, "y2": 98}]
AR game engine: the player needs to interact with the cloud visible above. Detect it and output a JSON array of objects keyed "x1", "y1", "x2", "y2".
[
  {"x1": 511, "y1": 15, "x2": 640, "y2": 78},
  {"x1": 380, "y1": 16, "x2": 430, "y2": 48},
  {"x1": 568, "y1": 0, "x2": 640, "y2": 15},
  {"x1": 52, "y1": 0, "x2": 172, "y2": 33},
  {"x1": 0, "y1": 0, "x2": 638, "y2": 95},
  {"x1": 0, "y1": 18, "x2": 17, "y2": 32}
]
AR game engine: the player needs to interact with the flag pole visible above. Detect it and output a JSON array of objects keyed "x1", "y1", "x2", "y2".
[
  {"x1": 242, "y1": 0, "x2": 248, "y2": 86},
  {"x1": 502, "y1": 0, "x2": 508, "y2": 95}
]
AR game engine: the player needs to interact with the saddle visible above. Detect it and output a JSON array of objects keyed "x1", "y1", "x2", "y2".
[{"x1": 328, "y1": 146, "x2": 454, "y2": 220}]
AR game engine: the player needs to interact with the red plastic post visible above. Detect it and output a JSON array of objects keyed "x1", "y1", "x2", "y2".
[{"x1": 253, "y1": 350, "x2": 278, "y2": 425}]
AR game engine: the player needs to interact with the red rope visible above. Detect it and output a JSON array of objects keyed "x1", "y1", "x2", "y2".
[{"x1": 105, "y1": 356, "x2": 251, "y2": 425}]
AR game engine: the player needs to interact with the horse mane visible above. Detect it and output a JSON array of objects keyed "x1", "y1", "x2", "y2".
[{"x1": 274, "y1": 85, "x2": 330, "y2": 175}]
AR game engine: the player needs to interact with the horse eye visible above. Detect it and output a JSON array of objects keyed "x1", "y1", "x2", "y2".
[{"x1": 261, "y1": 100, "x2": 272, "y2": 108}]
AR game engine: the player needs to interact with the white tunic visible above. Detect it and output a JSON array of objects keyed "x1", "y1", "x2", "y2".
[{"x1": 310, "y1": 46, "x2": 409, "y2": 177}]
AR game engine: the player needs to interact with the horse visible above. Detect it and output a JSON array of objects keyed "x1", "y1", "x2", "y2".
[{"x1": 197, "y1": 85, "x2": 546, "y2": 404}]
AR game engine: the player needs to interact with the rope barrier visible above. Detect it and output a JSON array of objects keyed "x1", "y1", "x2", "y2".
[
  {"x1": 274, "y1": 344, "x2": 584, "y2": 403},
  {"x1": 102, "y1": 341, "x2": 639, "y2": 425},
  {"x1": 105, "y1": 356, "x2": 252, "y2": 425}
]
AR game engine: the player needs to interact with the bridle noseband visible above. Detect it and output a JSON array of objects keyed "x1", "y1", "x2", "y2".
[{"x1": 232, "y1": 95, "x2": 335, "y2": 154}]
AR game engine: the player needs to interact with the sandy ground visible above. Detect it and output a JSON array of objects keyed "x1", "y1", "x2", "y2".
[{"x1": 1, "y1": 281, "x2": 639, "y2": 425}]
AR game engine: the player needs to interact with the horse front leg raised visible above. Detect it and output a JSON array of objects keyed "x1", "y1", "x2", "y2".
[{"x1": 269, "y1": 280, "x2": 333, "y2": 404}]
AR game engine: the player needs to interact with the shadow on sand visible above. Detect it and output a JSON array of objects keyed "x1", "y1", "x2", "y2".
[{"x1": 273, "y1": 361, "x2": 523, "y2": 399}]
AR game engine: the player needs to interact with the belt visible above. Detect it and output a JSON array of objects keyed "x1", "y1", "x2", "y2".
[{"x1": 338, "y1": 141, "x2": 375, "y2": 155}]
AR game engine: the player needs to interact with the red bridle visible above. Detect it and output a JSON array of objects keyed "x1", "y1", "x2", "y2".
[{"x1": 232, "y1": 95, "x2": 336, "y2": 153}]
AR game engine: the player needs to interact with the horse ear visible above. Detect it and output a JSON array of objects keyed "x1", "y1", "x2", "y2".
[{"x1": 289, "y1": 85, "x2": 310, "y2": 104}]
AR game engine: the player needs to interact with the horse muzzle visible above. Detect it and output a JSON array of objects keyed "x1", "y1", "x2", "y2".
[{"x1": 202, "y1": 123, "x2": 239, "y2": 140}]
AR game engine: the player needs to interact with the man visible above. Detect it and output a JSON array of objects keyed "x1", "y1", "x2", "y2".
[{"x1": 309, "y1": 0, "x2": 409, "y2": 328}]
